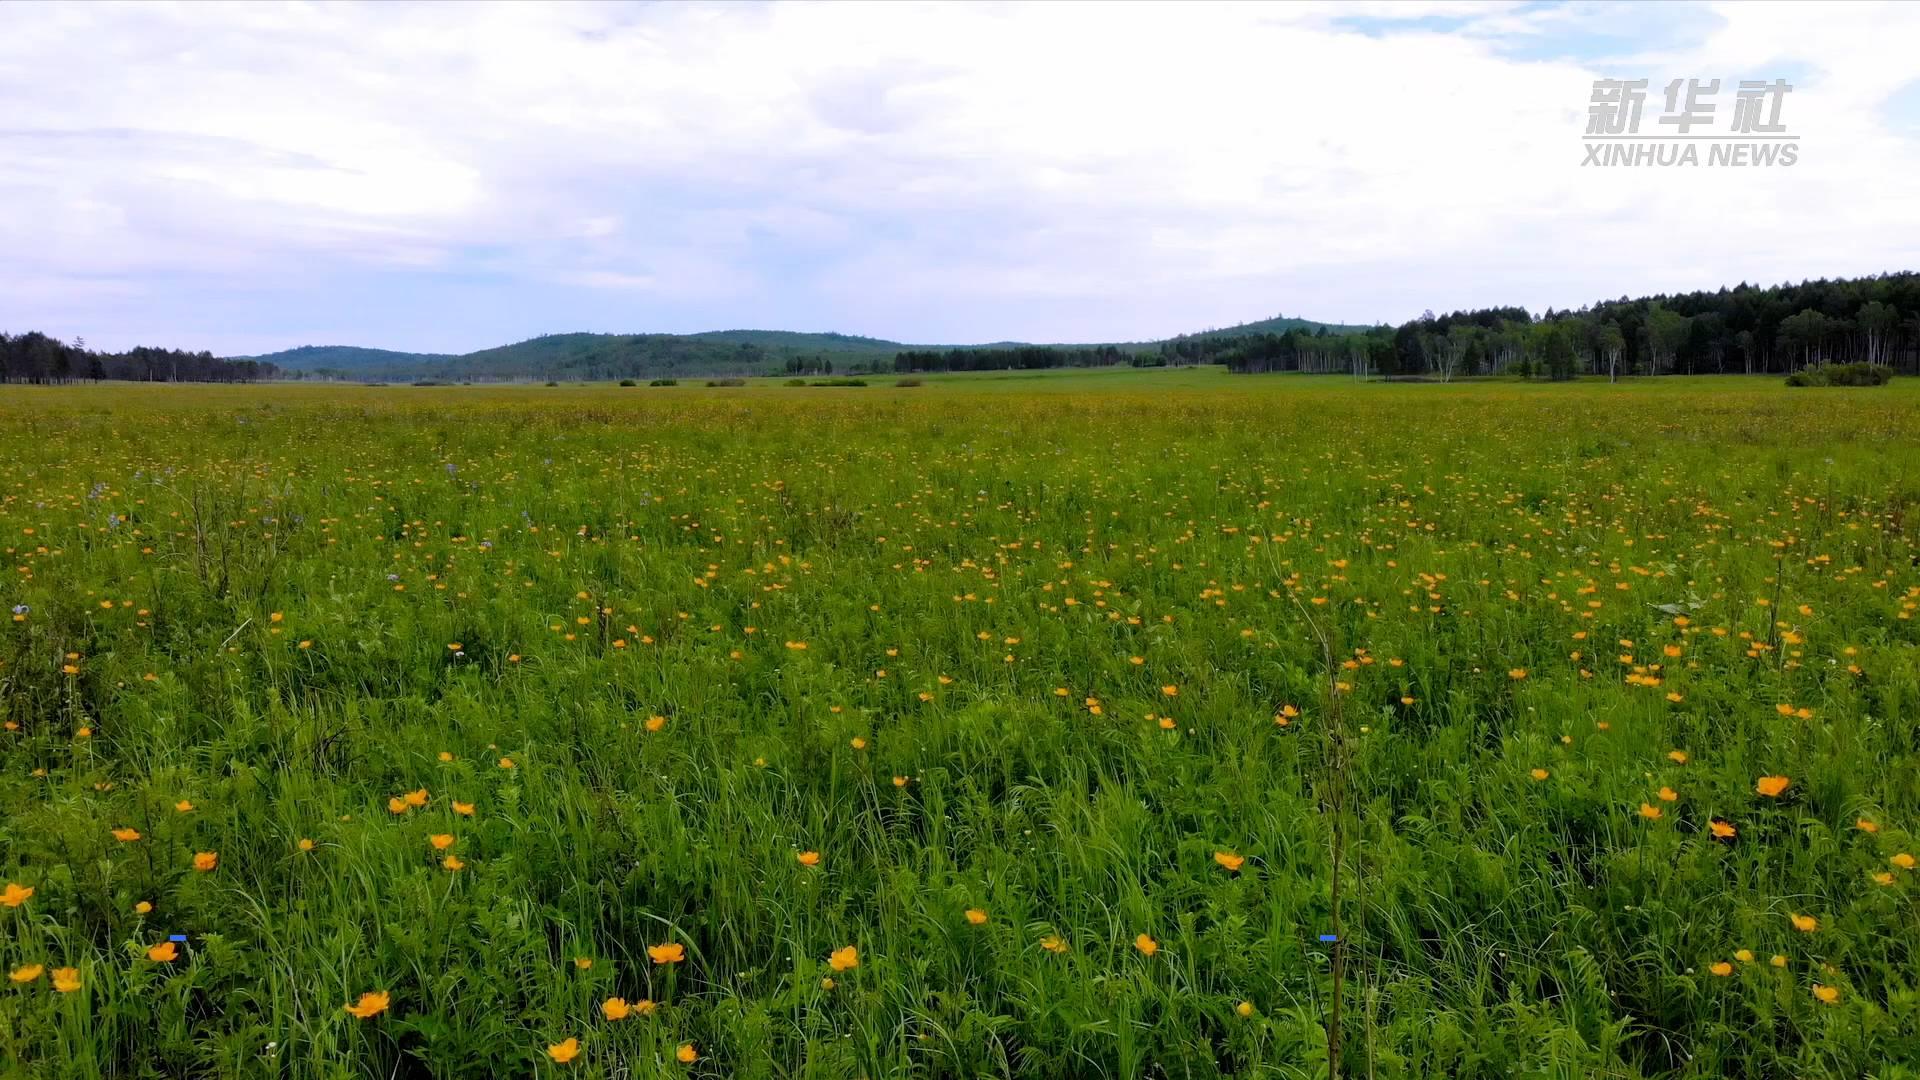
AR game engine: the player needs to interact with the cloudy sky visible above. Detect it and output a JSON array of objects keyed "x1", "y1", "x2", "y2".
[{"x1": 2, "y1": 1, "x2": 1918, "y2": 355}]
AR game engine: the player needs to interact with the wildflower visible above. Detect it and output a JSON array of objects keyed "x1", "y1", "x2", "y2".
[
  {"x1": 1657, "y1": 787, "x2": 1678, "y2": 802},
  {"x1": 344, "y1": 991, "x2": 390, "y2": 1018},
  {"x1": 1507, "y1": 669, "x2": 1527, "y2": 680},
  {"x1": 548, "y1": 1037, "x2": 581, "y2": 1063},
  {"x1": 796, "y1": 850, "x2": 820, "y2": 867},
  {"x1": 1812, "y1": 984, "x2": 1840, "y2": 1004},
  {"x1": 1134, "y1": 933, "x2": 1159, "y2": 956},
  {"x1": 1873, "y1": 871, "x2": 1895, "y2": 885},
  {"x1": 850, "y1": 737, "x2": 867, "y2": 750},
  {"x1": 1161, "y1": 685, "x2": 1178, "y2": 697},
  {"x1": 677, "y1": 1043, "x2": 698, "y2": 1064},
  {"x1": 1770, "y1": 954, "x2": 1788, "y2": 968},
  {"x1": 298, "y1": 838, "x2": 315, "y2": 852},
  {"x1": 388, "y1": 797, "x2": 409, "y2": 815},
  {"x1": 1667, "y1": 750, "x2": 1689, "y2": 764},
  {"x1": 134, "y1": 901, "x2": 152, "y2": 914},
  {"x1": 430, "y1": 834, "x2": 455, "y2": 851},
  {"x1": 146, "y1": 942, "x2": 178, "y2": 962},
  {"x1": 1709, "y1": 961, "x2": 1732, "y2": 976},
  {"x1": 965, "y1": 908, "x2": 988, "y2": 925},
  {"x1": 51, "y1": 967, "x2": 79, "y2": 993},
  {"x1": 9, "y1": 964, "x2": 43, "y2": 983},
  {"x1": 1709, "y1": 819, "x2": 1737, "y2": 839},
  {"x1": 453, "y1": 801, "x2": 475, "y2": 816},
  {"x1": 1892, "y1": 853, "x2": 1916, "y2": 870},
  {"x1": 498, "y1": 757, "x2": 515, "y2": 769},
  {"x1": 1529, "y1": 768, "x2": 1549, "y2": 781},
  {"x1": 174, "y1": 800, "x2": 194, "y2": 813},
  {"x1": 1213, "y1": 851, "x2": 1246, "y2": 872},
  {"x1": 828, "y1": 945, "x2": 859, "y2": 972},
  {"x1": 1638, "y1": 803, "x2": 1662, "y2": 820},
  {"x1": 442, "y1": 855, "x2": 465, "y2": 872},
  {"x1": 1790, "y1": 913, "x2": 1818, "y2": 932},
  {"x1": 601, "y1": 997, "x2": 631, "y2": 1020},
  {"x1": 1040, "y1": 934, "x2": 1068, "y2": 954},
  {"x1": 633, "y1": 998, "x2": 657, "y2": 1015},
  {"x1": 892, "y1": 775, "x2": 908, "y2": 787},
  {"x1": 648, "y1": 943, "x2": 686, "y2": 965},
  {"x1": 820, "y1": 976, "x2": 835, "y2": 990},
  {"x1": 645, "y1": 715, "x2": 666, "y2": 732},
  {"x1": 573, "y1": 956, "x2": 591, "y2": 970},
  {"x1": 0, "y1": 882, "x2": 32, "y2": 908},
  {"x1": 1235, "y1": 1000, "x2": 1254, "y2": 1017},
  {"x1": 111, "y1": 827, "x2": 141, "y2": 842},
  {"x1": 1755, "y1": 775, "x2": 1790, "y2": 797},
  {"x1": 403, "y1": 788, "x2": 428, "y2": 808},
  {"x1": 1734, "y1": 949, "x2": 1754, "y2": 963},
  {"x1": 192, "y1": 851, "x2": 218, "y2": 872},
  {"x1": 1856, "y1": 818, "x2": 1880, "y2": 833}
]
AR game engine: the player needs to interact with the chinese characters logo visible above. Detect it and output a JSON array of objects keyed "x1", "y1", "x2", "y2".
[{"x1": 1584, "y1": 79, "x2": 1796, "y2": 166}]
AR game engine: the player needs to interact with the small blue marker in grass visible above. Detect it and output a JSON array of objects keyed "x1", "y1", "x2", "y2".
[
  {"x1": 1318, "y1": 934, "x2": 1338, "y2": 943},
  {"x1": 168, "y1": 934, "x2": 187, "y2": 943}
]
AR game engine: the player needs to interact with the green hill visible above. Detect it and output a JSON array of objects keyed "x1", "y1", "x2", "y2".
[{"x1": 1173, "y1": 313, "x2": 1378, "y2": 340}]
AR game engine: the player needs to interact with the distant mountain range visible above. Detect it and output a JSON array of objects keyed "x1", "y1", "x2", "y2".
[{"x1": 238, "y1": 317, "x2": 1375, "y2": 381}]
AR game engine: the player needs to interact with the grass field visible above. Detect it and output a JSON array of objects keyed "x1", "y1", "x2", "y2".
[{"x1": 3, "y1": 372, "x2": 1919, "y2": 1078}]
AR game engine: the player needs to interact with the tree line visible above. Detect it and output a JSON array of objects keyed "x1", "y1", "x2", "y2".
[
  {"x1": 1207, "y1": 273, "x2": 1920, "y2": 380},
  {"x1": 0, "y1": 331, "x2": 279, "y2": 384}
]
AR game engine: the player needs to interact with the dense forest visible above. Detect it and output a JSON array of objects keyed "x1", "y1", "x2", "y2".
[
  {"x1": 1199, "y1": 273, "x2": 1920, "y2": 380},
  {"x1": 0, "y1": 331, "x2": 278, "y2": 384}
]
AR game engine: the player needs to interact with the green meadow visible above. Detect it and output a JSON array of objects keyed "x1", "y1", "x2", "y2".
[{"x1": 3, "y1": 372, "x2": 1919, "y2": 1078}]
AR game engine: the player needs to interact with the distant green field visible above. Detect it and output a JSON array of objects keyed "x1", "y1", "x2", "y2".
[{"x1": 3, "y1": 374, "x2": 1918, "y2": 1078}]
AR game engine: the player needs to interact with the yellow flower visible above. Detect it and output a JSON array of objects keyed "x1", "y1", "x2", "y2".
[
  {"x1": 1856, "y1": 818, "x2": 1880, "y2": 833},
  {"x1": 298, "y1": 838, "x2": 315, "y2": 852},
  {"x1": 146, "y1": 942, "x2": 178, "y2": 962},
  {"x1": 1657, "y1": 786, "x2": 1678, "y2": 802},
  {"x1": 573, "y1": 956, "x2": 592, "y2": 970},
  {"x1": 1666, "y1": 750, "x2": 1689, "y2": 764},
  {"x1": 192, "y1": 851, "x2": 218, "y2": 872},
  {"x1": 1770, "y1": 954, "x2": 1788, "y2": 968},
  {"x1": 1891, "y1": 853, "x2": 1916, "y2": 870},
  {"x1": 403, "y1": 788, "x2": 428, "y2": 808},
  {"x1": 1134, "y1": 933, "x2": 1159, "y2": 957},
  {"x1": 676, "y1": 1043, "x2": 698, "y2": 1064},
  {"x1": 9, "y1": 964, "x2": 43, "y2": 983},
  {"x1": 1812, "y1": 983, "x2": 1839, "y2": 1004},
  {"x1": 649, "y1": 942, "x2": 686, "y2": 965},
  {"x1": 1235, "y1": 1000, "x2": 1254, "y2": 1017},
  {"x1": 796, "y1": 850, "x2": 821, "y2": 867},
  {"x1": 1213, "y1": 851, "x2": 1246, "y2": 872},
  {"x1": 965, "y1": 908, "x2": 988, "y2": 925},
  {"x1": 1507, "y1": 668, "x2": 1527, "y2": 680},
  {"x1": 134, "y1": 900, "x2": 152, "y2": 914},
  {"x1": 452, "y1": 801, "x2": 475, "y2": 816},
  {"x1": 174, "y1": 800, "x2": 194, "y2": 813},
  {"x1": 1790, "y1": 913, "x2": 1818, "y2": 933},
  {"x1": 344, "y1": 991, "x2": 390, "y2": 1018},
  {"x1": 1755, "y1": 775, "x2": 1790, "y2": 798},
  {"x1": 601, "y1": 997, "x2": 631, "y2": 1020},
  {"x1": 0, "y1": 882, "x2": 32, "y2": 908},
  {"x1": 1529, "y1": 768, "x2": 1549, "y2": 781},
  {"x1": 828, "y1": 945, "x2": 859, "y2": 972},
  {"x1": 547, "y1": 1037, "x2": 581, "y2": 1064},
  {"x1": 1040, "y1": 934, "x2": 1068, "y2": 954},
  {"x1": 442, "y1": 855, "x2": 465, "y2": 872},
  {"x1": 1709, "y1": 962, "x2": 1732, "y2": 977},
  {"x1": 387, "y1": 797, "x2": 409, "y2": 815},
  {"x1": 1638, "y1": 803, "x2": 1662, "y2": 820},
  {"x1": 1733, "y1": 949, "x2": 1754, "y2": 963},
  {"x1": 633, "y1": 998, "x2": 657, "y2": 1015},
  {"x1": 430, "y1": 834, "x2": 456, "y2": 851},
  {"x1": 51, "y1": 967, "x2": 80, "y2": 993},
  {"x1": 498, "y1": 757, "x2": 515, "y2": 769}
]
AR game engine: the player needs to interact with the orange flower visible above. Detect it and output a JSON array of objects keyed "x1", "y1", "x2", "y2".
[
  {"x1": 645, "y1": 715, "x2": 666, "y2": 732},
  {"x1": 146, "y1": 942, "x2": 178, "y2": 962},
  {"x1": 192, "y1": 851, "x2": 218, "y2": 872},
  {"x1": 1656, "y1": 786, "x2": 1677, "y2": 802},
  {"x1": 344, "y1": 991, "x2": 390, "y2": 1018},
  {"x1": 796, "y1": 850, "x2": 820, "y2": 867},
  {"x1": 1790, "y1": 913, "x2": 1818, "y2": 933},
  {"x1": 298, "y1": 838, "x2": 315, "y2": 852},
  {"x1": 442, "y1": 855, "x2": 465, "y2": 872},
  {"x1": 1213, "y1": 851, "x2": 1246, "y2": 872},
  {"x1": 1755, "y1": 775, "x2": 1790, "y2": 797},
  {"x1": 1892, "y1": 853, "x2": 1916, "y2": 870},
  {"x1": 174, "y1": 800, "x2": 194, "y2": 813},
  {"x1": 1507, "y1": 668, "x2": 1527, "y2": 680},
  {"x1": 828, "y1": 945, "x2": 859, "y2": 971},
  {"x1": 1160, "y1": 685, "x2": 1178, "y2": 697},
  {"x1": 648, "y1": 942, "x2": 686, "y2": 965},
  {"x1": 965, "y1": 908, "x2": 988, "y2": 925},
  {"x1": 601, "y1": 997, "x2": 631, "y2": 1020},
  {"x1": 1666, "y1": 750, "x2": 1689, "y2": 764},
  {"x1": 1134, "y1": 933, "x2": 1159, "y2": 956},
  {"x1": 1638, "y1": 803, "x2": 1662, "y2": 820},
  {"x1": 547, "y1": 1037, "x2": 581, "y2": 1063},
  {"x1": 1709, "y1": 820, "x2": 1737, "y2": 839},
  {"x1": 633, "y1": 998, "x2": 657, "y2": 1015},
  {"x1": 403, "y1": 788, "x2": 428, "y2": 808},
  {"x1": 9, "y1": 964, "x2": 43, "y2": 983},
  {"x1": 0, "y1": 882, "x2": 32, "y2": 908},
  {"x1": 51, "y1": 967, "x2": 80, "y2": 993},
  {"x1": 430, "y1": 834, "x2": 455, "y2": 851},
  {"x1": 1709, "y1": 962, "x2": 1732, "y2": 977},
  {"x1": 387, "y1": 797, "x2": 409, "y2": 815},
  {"x1": 1856, "y1": 818, "x2": 1880, "y2": 833},
  {"x1": 452, "y1": 801, "x2": 475, "y2": 816},
  {"x1": 111, "y1": 827, "x2": 141, "y2": 842},
  {"x1": 676, "y1": 1043, "x2": 698, "y2": 1064},
  {"x1": 1529, "y1": 768, "x2": 1549, "y2": 781}
]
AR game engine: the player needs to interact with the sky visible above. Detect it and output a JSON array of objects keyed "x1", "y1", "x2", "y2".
[{"x1": 2, "y1": 0, "x2": 1918, "y2": 356}]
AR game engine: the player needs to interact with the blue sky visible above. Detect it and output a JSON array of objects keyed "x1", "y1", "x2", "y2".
[{"x1": 2, "y1": 0, "x2": 1917, "y2": 355}]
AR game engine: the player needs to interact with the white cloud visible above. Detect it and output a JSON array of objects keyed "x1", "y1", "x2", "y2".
[{"x1": 0, "y1": 0, "x2": 1916, "y2": 350}]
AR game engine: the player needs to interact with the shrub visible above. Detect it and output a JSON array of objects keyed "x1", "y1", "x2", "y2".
[
  {"x1": 785, "y1": 378, "x2": 808, "y2": 386},
  {"x1": 809, "y1": 378, "x2": 867, "y2": 387},
  {"x1": 618, "y1": 379, "x2": 637, "y2": 387},
  {"x1": 1786, "y1": 362, "x2": 1892, "y2": 387},
  {"x1": 648, "y1": 378, "x2": 679, "y2": 387},
  {"x1": 705, "y1": 378, "x2": 746, "y2": 387}
]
